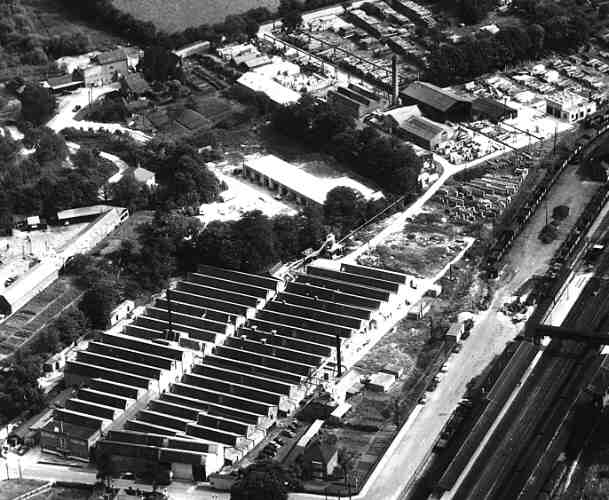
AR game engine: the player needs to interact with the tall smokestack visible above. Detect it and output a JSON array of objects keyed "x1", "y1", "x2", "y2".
[{"x1": 392, "y1": 54, "x2": 399, "y2": 106}]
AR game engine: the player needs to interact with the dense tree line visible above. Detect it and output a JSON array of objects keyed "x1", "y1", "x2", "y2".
[
  {"x1": 427, "y1": 6, "x2": 590, "y2": 85},
  {"x1": 0, "y1": 0, "x2": 90, "y2": 71},
  {"x1": 0, "y1": 127, "x2": 116, "y2": 231},
  {"x1": 439, "y1": 0, "x2": 498, "y2": 25},
  {"x1": 272, "y1": 96, "x2": 423, "y2": 196}
]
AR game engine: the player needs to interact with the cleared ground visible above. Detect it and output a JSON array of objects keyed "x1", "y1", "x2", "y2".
[
  {"x1": 358, "y1": 219, "x2": 468, "y2": 278},
  {"x1": 111, "y1": 0, "x2": 280, "y2": 32}
]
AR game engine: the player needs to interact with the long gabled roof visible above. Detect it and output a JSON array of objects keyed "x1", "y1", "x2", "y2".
[
  {"x1": 401, "y1": 81, "x2": 469, "y2": 112},
  {"x1": 399, "y1": 115, "x2": 449, "y2": 141}
]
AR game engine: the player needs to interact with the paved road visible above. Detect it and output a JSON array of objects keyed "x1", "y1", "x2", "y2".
[{"x1": 46, "y1": 85, "x2": 150, "y2": 143}]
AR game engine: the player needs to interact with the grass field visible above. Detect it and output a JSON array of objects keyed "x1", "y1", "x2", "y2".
[
  {"x1": 111, "y1": 0, "x2": 280, "y2": 32},
  {"x1": 0, "y1": 479, "x2": 47, "y2": 500}
]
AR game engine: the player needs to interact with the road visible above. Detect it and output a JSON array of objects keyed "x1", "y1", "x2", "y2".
[{"x1": 46, "y1": 85, "x2": 150, "y2": 143}]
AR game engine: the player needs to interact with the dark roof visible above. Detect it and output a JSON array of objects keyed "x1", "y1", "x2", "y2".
[
  {"x1": 401, "y1": 81, "x2": 468, "y2": 112},
  {"x1": 47, "y1": 74, "x2": 77, "y2": 89},
  {"x1": 400, "y1": 115, "x2": 447, "y2": 141},
  {"x1": 174, "y1": 108, "x2": 211, "y2": 131},
  {"x1": 472, "y1": 96, "x2": 517, "y2": 121},
  {"x1": 95, "y1": 49, "x2": 128, "y2": 66},
  {"x1": 122, "y1": 73, "x2": 151, "y2": 95}
]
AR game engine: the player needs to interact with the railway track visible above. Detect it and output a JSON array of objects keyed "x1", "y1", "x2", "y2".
[{"x1": 450, "y1": 247, "x2": 609, "y2": 500}]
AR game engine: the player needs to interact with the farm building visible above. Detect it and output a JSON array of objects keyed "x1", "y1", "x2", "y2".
[
  {"x1": 327, "y1": 83, "x2": 382, "y2": 119},
  {"x1": 401, "y1": 81, "x2": 472, "y2": 123},
  {"x1": 398, "y1": 115, "x2": 455, "y2": 150},
  {"x1": 546, "y1": 90, "x2": 597, "y2": 122},
  {"x1": 236, "y1": 72, "x2": 301, "y2": 107},
  {"x1": 299, "y1": 440, "x2": 338, "y2": 480},
  {"x1": 471, "y1": 96, "x2": 518, "y2": 123},
  {"x1": 242, "y1": 155, "x2": 382, "y2": 206},
  {"x1": 0, "y1": 260, "x2": 60, "y2": 316},
  {"x1": 131, "y1": 166, "x2": 156, "y2": 187},
  {"x1": 81, "y1": 49, "x2": 129, "y2": 86}
]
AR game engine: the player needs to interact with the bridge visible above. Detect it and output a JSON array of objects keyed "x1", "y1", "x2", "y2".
[{"x1": 531, "y1": 324, "x2": 609, "y2": 346}]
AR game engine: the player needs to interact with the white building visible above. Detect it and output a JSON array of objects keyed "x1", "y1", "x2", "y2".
[{"x1": 546, "y1": 91, "x2": 597, "y2": 122}]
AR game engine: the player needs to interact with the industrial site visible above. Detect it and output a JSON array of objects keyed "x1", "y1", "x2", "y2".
[{"x1": 1, "y1": 0, "x2": 609, "y2": 499}]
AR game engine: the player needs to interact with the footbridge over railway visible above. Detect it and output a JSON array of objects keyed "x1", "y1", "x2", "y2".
[{"x1": 531, "y1": 324, "x2": 609, "y2": 346}]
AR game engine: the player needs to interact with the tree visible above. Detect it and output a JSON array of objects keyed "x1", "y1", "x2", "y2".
[
  {"x1": 111, "y1": 174, "x2": 151, "y2": 212},
  {"x1": 19, "y1": 84, "x2": 56, "y2": 125},
  {"x1": 231, "y1": 461, "x2": 300, "y2": 500},
  {"x1": 233, "y1": 211, "x2": 279, "y2": 272},
  {"x1": 32, "y1": 127, "x2": 68, "y2": 163},
  {"x1": 337, "y1": 448, "x2": 358, "y2": 489},
  {"x1": 324, "y1": 186, "x2": 366, "y2": 237},
  {"x1": 141, "y1": 46, "x2": 182, "y2": 82},
  {"x1": 78, "y1": 281, "x2": 121, "y2": 329}
]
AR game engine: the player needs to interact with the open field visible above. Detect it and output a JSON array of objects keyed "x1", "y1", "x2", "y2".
[
  {"x1": 111, "y1": 0, "x2": 280, "y2": 32},
  {"x1": 0, "y1": 479, "x2": 47, "y2": 500}
]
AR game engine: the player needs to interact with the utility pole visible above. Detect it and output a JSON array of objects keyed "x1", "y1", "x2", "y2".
[
  {"x1": 166, "y1": 287, "x2": 173, "y2": 341},
  {"x1": 336, "y1": 333, "x2": 342, "y2": 378}
]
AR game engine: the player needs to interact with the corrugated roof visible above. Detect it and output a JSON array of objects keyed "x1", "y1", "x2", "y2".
[
  {"x1": 401, "y1": 81, "x2": 468, "y2": 112},
  {"x1": 132, "y1": 166, "x2": 155, "y2": 183},
  {"x1": 400, "y1": 115, "x2": 448, "y2": 141}
]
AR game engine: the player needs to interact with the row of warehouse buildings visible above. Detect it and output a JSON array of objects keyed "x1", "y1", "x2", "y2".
[{"x1": 42, "y1": 262, "x2": 409, "y2": 481}]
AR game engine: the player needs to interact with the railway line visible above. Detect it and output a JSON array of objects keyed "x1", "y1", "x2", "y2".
[{"x1": 447, "y1": 245, "x2": 609, "y2": 500}]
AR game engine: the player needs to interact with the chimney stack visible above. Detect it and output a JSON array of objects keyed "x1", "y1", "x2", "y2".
[{"x1": 392, "y1": 54, "x2": 399, "y2": 106}]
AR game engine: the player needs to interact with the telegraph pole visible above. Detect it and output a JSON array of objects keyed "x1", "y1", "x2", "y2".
[
  {"x1": 166, "y1": 287, "x2": 173, "y2": 340},
  {"x1": 336, "y1": 333, "x2": 342, "y2": 378}
]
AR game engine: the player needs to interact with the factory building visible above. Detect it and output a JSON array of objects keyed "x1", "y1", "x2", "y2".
[
  {"x1": 401, "y1": 81, "x2": 472, "y2": 123},
  {"x1": 471, "y1": 96, "x2": 518, "y2": 123},
  {"x1": 242, "y1": 155, "x2": 383, "y2": 207},
  {"x1": 545, "y1": 91, "x2": 597, "y2": 122},
  {"x1": 327, "y1": 83, "x2": 382, "y2": 119},
  {"x1": 81, "y1": 49, "x2": 129, "y2": 86},
  {"x1": 398, "y1": 115, "x2": 455, "y2": 150},
  {"x1": 0, "y1": 260, "x2": 60, "y2": 316},
  {"x1": 53, "y1": 262, "x2": 407, "y2": 479}
]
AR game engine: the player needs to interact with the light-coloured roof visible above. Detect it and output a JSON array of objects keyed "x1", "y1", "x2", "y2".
[
  {"x1": 132, "y1": 166, "x2": 155, "y2": 183},
  {"x1": 296, "y1": 419, "x2": 324, "y2": 449},
  {"x1": 57, "y1": 205, "x2": 113, "y2": 221},
  {"x1": 237, "y1": 72, "x2": 301, "y2": 106},
  {"x1": 245, "y1": 155, "x2": 383, "y2": 205},
  {"x1": 383, "y1": 105, "x2": 421, "y2": 126},
  {"x1": 2, "y1": 260, "x2": 60, "y2": 309}
]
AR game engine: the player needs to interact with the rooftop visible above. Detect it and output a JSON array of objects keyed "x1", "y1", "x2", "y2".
[
  {"x1": 546, "y1": 90, "x2": 588, "y2": 108},
  {"x1": 237, "y1": 72, "x2": 301, "y2": 106},
  {"x1": 42, "y1": 419, "x2": 99, "y2": 439},
  {"x1": 245, "y1": 155, "x2": 383, "y2": 205},
  {"x1": 122, "y1": 73, "x2": 151, "y2": 95},
  {"x1": 57, "y1": 205, "x2": 114, "y2": 221},
  {"x1": 400, "y1": 115, "x2": 450, "y2": 141},
  {"x1": 401, "y1": 81, "x2": 469, "y2": 112},
  {"x1": 383, "y1": 105, "x2": 421, "y2": 126},
  {"x1": 95, "y1": 49, "x2": 128, "y2": 66}
]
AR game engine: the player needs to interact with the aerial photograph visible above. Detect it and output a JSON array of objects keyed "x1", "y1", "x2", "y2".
[{"x1": 1, "y1": 0, "x2": 609, "y2": 499}]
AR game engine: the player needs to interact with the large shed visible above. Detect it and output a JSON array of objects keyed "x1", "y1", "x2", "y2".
[
  {"x1": 401, "y1": 81, "x2": 472, "y2": 123},
  {"x1": 471, "y1": 96, "x2": 517, "y2": 123},
  {"x1": 0, "y1": 260, "x2": 60, "y2": 316}
]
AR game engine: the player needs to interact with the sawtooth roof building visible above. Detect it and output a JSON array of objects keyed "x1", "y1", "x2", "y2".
[{"x1": 49, "y1": 262, "x2": 408, "y2": 479}]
